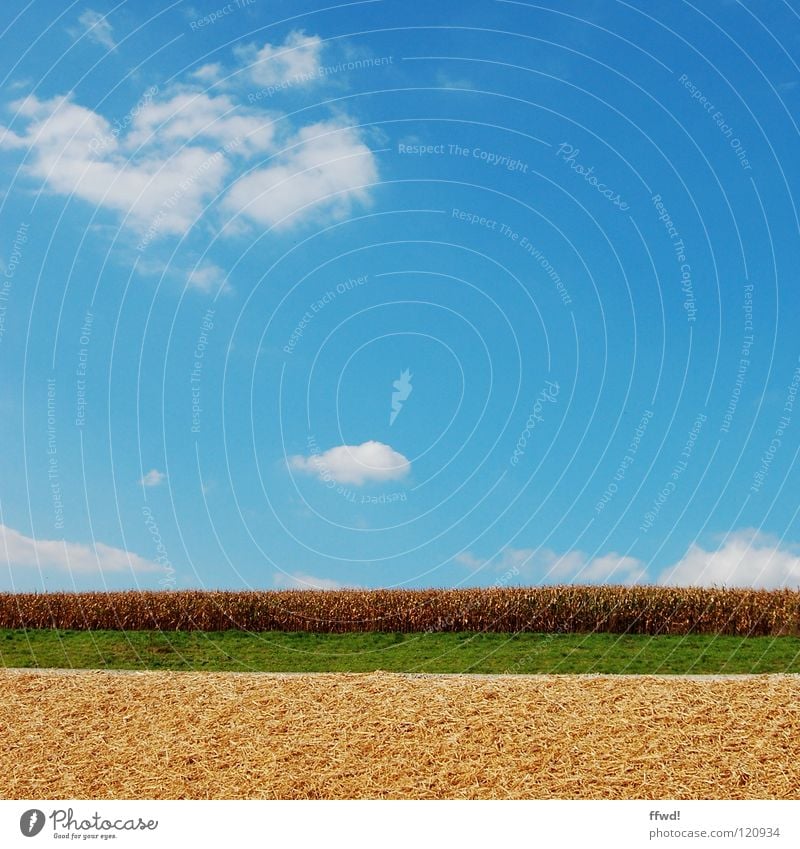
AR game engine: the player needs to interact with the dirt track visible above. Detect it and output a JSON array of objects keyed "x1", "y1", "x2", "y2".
[{"x1": 1, "y1": 670, "x2": 798, "y2": 799}]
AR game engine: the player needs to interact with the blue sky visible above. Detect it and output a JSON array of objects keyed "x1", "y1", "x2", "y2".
[{"x1": 2, "y1": 0, "x2": 800, "y2": 591}]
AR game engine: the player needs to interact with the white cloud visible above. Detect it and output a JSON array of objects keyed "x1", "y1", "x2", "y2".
[
  {"x1": 475, "y1": 530, "x2": 800, "y2": 589},
  {"x1": 122, "y1": 91, "x2": 273, "y2": 154},
  {"x1": 186, "y1": 262, "x2": 230, "y2": 294},
  {"x1": 581, "y1": 553, "x2": 648, "y2": 584},
  {"x1": 0, "y1": 125, "x2": 27, "y2": 149},
  {"x1": 191, "y1": 63, "x2": 225, "y2": 84},
  {"x1": 236, "y1": 30, "x2": 323, "y2": 87},
  {"x1": 2, "y1": 94, "x2": 233, "y2": 238},
  {"x1": 273, "y1": 571, "x2": 344, "y2": 590},
  {"x1": 77, "y1": 8, "x2": 116, "y2": 50},
  {"x1": 222, "y1": 120, "x2": 377, "y2": 229},
  {"x1": 659, "y1": 529, "x2": 800, "y2": 589},
  {"x1": 140, "y1": 469, "x2": 166, "y2": 487},
  {"x1": 0, "y1": 523, "x2": 158, "y2": 575},
  {"x1": 0, "y1": 34, "x2": 377, "y2": 238},
  {"x1": 459, "y1": 546, "x2": 643, "y2": 585},
  {"x1": 289, "y1": 440, "x2": 410, "y2": 486}
]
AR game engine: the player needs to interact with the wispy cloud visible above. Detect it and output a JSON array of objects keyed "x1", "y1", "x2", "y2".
[
  {"x1": 235, "y1": 30, "x2": 323, "y2": 87},
  {"x1": 191, "y1": 63, "x2": 225, "y2": 84},
  {"x1": 454, "y1": 551, "x2": 485, "y2": 570},
  {"x1": 273, "y1": 571, "x2": 344, "y2": 590},
  {"x1": 0, "y1": 523, "x2": 159, "y2": 574},
  {"x1": 289, "y1": 440, "x2": 410, "y2": 486},
  {"x1": 186, "y1": 262, "x2": 230, "y2": 294},
  {"x1": 77, "y1": 8, "x2": 116, "y2": 50}
]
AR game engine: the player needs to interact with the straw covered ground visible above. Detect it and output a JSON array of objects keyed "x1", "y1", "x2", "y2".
[{"x1": 1, "y1": 670, "x2": 799, "y2": 799}]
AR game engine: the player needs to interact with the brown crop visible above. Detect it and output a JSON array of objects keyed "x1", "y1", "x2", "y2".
[{"x1": 0, "y1": 586, "x2": 799, "y2": 635}]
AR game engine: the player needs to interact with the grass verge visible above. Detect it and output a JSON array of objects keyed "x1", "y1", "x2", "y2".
[{"x1": 2, "y1": 629, "x2": 800, "y2": 674}]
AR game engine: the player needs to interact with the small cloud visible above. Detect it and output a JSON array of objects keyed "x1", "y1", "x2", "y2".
[
  {"x1": 288, "y1": 440, "x2": 410, "y2": 485},
  {"x1": 273, "y1": 571, "x2": 344, "y2": 590},
  {"x1": 0, "y1": 523, "x2": 158, "y2": 574},
  {"x1": 140, "y1": 469, "x2": 166, "y2": 487},
  {"x1": 236, "y1": 30, "x2": 323, "y2": 87},
  {"x1": 77, "y1": 8, "x2": 116, "y2": 50},
  {"x1": 186, "y1": 262, "x2": 230, "y2": 294}
]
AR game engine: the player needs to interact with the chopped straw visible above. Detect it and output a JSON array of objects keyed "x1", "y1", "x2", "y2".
[{"x1": 1, "y1": 670, "x2": 798, "y2": 799}]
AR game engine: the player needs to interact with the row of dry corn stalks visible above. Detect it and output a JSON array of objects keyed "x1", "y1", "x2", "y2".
[{"x1": 0, "y1": 587, "x2": 798, "y2": 635}]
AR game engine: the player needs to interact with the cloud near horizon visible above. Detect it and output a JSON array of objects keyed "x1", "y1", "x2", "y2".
[
  {"x1": 459, "y1": 529, "x2": 800, "y2": 589},
  {"x1": 272, "y1": 571, "x2": 345, "y2": 590},
  {"x1": 0, "y1": 523, "x2": 160, "y2": 575},
  {"x1": 658, "y1": 529, "x2": 800, "y2": 588},
  {"x1": 289, "y1": 440, "x2": 411, "y2": 485}
]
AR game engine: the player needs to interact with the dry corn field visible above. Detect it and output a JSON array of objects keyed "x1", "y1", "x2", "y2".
[
  {"x1": 1, "y1": 587, "x2": 799, "y2": 635},
  {"x1": 1, "y1": 669, "x2": 798, "y2": 799}
]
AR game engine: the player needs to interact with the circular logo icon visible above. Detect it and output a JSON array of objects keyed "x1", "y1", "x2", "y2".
[{"x1": 19, "y1": 810, "x2": 46, "y2": 837}]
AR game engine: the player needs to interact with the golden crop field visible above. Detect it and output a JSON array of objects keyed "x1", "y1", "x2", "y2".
[{"x1": 1, "y1": 586, "x2": 798, "y2": 635}]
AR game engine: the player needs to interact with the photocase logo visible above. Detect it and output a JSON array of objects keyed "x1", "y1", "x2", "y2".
[
  {"x1": 20, "y1": 810, "x2": 45, "y2": 837},
  {"x1": 390, "y1": 369, "x2": 413, "y2": 425}
]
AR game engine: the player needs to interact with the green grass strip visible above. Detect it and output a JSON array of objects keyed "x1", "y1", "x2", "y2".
[{"x1": 2, "y1": 629, "x2": 800, "y2": 674}]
